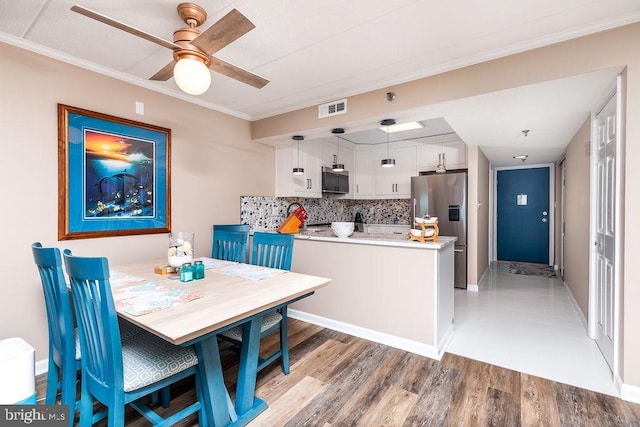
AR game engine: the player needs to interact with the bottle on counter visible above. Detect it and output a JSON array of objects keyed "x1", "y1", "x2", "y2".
[
  {"x1": 180, "y1": 262, "x2": 193, "y2": 282},
  {"x1": 194, "y1": 260, "x2": 205, "y2": 280}
]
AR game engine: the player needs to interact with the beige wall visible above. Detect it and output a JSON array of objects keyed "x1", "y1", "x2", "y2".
[
  {"x1": 251, "y1": 23, "x2": 640, "y2": 389},
  {"x1": 476, "y1": 148, "x2": 490, "y2": 284},
  {"x1": 467, "y1": 146, "x2": 490, "y2": 285},
  {"x1": 563, "y1": 118, "x2": 592, "y2": 318},
  {"x1": 290, "y1": 239, "x2": 438, "y2": 346},
  {"x1": 0, "y1": 42, "x2": 275, "y2": 361}
]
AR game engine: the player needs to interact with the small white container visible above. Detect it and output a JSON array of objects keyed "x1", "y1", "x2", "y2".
[{"x1": 0, "y1": 337, "x2": 35, "y2": 404}]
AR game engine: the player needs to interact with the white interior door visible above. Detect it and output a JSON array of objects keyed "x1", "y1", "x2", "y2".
[{"x1": 593, "y1": 92, "x2": 617, "y2": 370}]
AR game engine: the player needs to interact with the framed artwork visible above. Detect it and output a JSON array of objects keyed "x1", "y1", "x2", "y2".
[{"x1": 58, "y1": 104, "x2": 171, "y2": 240}]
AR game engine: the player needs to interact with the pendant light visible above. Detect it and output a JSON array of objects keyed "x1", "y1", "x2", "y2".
[
  {"x1": 292, "y1": 135, "x2": 305, "y2": 175},
  {"x1": 380, "y1": 119, "x2": 396, "y2": 167},
  {"x1": 331, "y1": 128, "x2": 345, "y2": 172}
]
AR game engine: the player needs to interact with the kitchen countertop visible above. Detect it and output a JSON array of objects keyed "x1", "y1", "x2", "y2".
[{"x1": 294, "y1": 229, "x2": 457, "y2": 249}]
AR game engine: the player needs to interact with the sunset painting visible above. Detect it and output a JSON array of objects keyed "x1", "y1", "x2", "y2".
[{"x1": 83, "y1": 130, "x2": 155, "y2": 219}]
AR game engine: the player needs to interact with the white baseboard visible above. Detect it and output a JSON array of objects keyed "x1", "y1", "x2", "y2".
[
  {"x1": 436, "y1": 324, "x2": 455, "y2": 359},
  {"x1": 618, "y1": 375, "x2": 640, "y2": 403},
  {"x1": 288, "y1": 309, "x2": 442, "y2": 360},
  {"x1": 466, "y1": 265, "x2": 489, "y2": 293},
  {"x1": 36, "y1": 358, "x2": 48, "y2": 376},
  {"x1": 563, "y1": 281, "x2": 589, "y2": 331}
]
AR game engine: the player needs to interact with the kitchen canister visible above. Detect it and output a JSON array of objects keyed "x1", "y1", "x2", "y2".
[{"x1": 180, "y1": 262, "x2": 194, "y2": 282}]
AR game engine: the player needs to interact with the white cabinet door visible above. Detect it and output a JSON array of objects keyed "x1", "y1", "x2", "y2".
[
  {"x1": 275, "y1": 142, "x2": 321, "y2": 197},
  {"x1": 373, "y1": 145, "x2": 416, "y2": 198},
  {"x1": 354, "y1": 149, "x2": 374, "y2": 198},
  {"x1": 296, "y1": 143, "x2": 321, "y2": 196},
  {"x1": 418, "y1": 140, "x2": 467, "y2": 172},
  {"x1": 393, "y1": 145, "x2": 417, "y2": 196}
]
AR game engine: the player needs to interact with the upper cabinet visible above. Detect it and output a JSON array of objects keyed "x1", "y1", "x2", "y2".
[
  {"x1": 418, "y1": 138, "x2": 467, "y2": 172},
  {"x1": 353, "y1": 149, "x2": 373, "y2": 198},
  {"x1": 275, "y1": 134, "x2": 468, "y2": 200},
  {"x1": 275, "y1": 142, "x2": 322, "y2": 197},
  {"x1": 320, "y1": 141, "x2": 353, "y2": 170},
  {"x1": 373, "y1": 144, "x2": 417, "y2": 198}
]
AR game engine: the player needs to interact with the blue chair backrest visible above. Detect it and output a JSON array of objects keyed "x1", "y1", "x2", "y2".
[
  {"x1": 31, "y1": 243, "x2": 75, "y2": 368},
  {"x1": 251, "y1": 232, "x2": 294, "y2": 271},
  {"x1": 213, "y1": 224, "x2": 250, "y2": 233},
  {"x1": 62, "y1": 250, "x2": 124, "y2": 394},
  {"x1": 212, "y1": 228, "x2": 249, "y2": 263}
]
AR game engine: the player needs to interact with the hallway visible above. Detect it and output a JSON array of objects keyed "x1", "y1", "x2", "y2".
[{"x1": 447, "y1": 262, "x2": 616, "y2": 396}]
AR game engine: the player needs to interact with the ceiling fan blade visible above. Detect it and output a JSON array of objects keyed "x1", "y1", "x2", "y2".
[
  {"x1": 71, "y1": 4, "x2": 180, "y2": 50},
  {"x1": 191, "y1": 9, "x2": 255, "y2": 55},
  {"x1": 209, "y1": 57, "x2": 269, "y2": 89},
  {"x1": 149, "y1": 60, "x2": 176, "y2": 81}
]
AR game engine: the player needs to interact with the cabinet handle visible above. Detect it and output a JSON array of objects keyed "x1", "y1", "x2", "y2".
[{"x1": 356, "y1": 184, "x2": 359, "y2": 193}]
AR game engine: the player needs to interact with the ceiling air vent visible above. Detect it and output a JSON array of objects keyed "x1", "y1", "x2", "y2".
[{"x1": 318, "y1": 99, "x2": 347, "y2": 119}]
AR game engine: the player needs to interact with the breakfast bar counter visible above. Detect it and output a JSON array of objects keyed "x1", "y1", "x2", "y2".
[
  {"x1": 288, "y1": 230, "x2": 455, "y2": 360},
  {"x1": 295, "y1": 229, "x2": 457, "y2": 249}
]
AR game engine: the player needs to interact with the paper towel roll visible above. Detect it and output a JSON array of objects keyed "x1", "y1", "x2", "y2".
[{"x1": 0, "y1": 337, "x2": 36, "y2": 404}]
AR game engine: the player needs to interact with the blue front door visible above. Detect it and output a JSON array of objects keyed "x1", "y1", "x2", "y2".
[{"x1": 497, "y1": 167, "x2": 550, "y2": 263}]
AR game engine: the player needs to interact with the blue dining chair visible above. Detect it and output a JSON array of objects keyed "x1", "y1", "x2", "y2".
[
  {"x1": 219, "y1": 232, "x2": 295, "y2": 374},
  {"x1": 211, "y1": 226, "x2": 249, "y2": 263},
  {"x1": 31, "y1": 243, "x2": 81, "y2": 423},
  {"x1": 62, "y1": 250, "x2": 206, "y2": 426}
]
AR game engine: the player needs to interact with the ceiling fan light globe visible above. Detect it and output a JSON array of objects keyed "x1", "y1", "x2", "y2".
[{"x1": 174, "y1": 57, "x2": 211, "y2": 95}]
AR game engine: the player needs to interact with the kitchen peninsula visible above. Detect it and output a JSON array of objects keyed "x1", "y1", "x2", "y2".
[{"x1": 288, "y1": 230, "x2": 456, "y2": 360}]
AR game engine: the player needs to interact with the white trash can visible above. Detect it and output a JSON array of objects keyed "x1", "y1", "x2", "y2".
[{"x1": 0, "y1": 337, "x2": 36, "y2": 404}]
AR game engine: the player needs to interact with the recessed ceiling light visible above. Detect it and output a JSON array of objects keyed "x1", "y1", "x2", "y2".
[{"x1": 380, "y1": 121, "x2": 424, "y2": 133}]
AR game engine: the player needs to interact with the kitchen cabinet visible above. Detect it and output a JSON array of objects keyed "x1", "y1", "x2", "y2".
[
  {"x1": 353, "y1": 149, "x2": 373, "y2": 198},
  {"x1": 320, "y1": 141, "x2": 353, "y2": 170},
  {"x1": 275, "y1": 142, "x2": 322, "y2": 197},
  {"x1": 418, "y1": 139, "x2": 467, "y2": 172},
  {"x1": 373, "y1": 145, "x2": 417, "y2": 198}
]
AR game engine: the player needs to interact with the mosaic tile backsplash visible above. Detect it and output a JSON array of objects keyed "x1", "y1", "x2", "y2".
[{"x1": 240, "y1": 196, "x2": 411, "y2": 231}]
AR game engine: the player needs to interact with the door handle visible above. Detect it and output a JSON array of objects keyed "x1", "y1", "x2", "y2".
[
  {"x1": 542, "y1": 218, "x2": 548, "y2": 223},
  {"x1": 454, "y1": 249, "x2": 464, "y2": 253}
]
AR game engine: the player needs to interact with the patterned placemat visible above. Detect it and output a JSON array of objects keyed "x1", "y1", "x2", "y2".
[
  {"x1": 112, "y1": 279, "x2": 202, "y2": 316},
  {"x1": 199, "y1": 257, "x2": 287, "y2": 281}
]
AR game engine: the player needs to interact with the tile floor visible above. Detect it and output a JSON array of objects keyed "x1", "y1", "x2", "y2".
[{"x1": 447, "y1": 261, "x2": 617, "y2": 396}]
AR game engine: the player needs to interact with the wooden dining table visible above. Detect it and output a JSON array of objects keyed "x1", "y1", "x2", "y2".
[{"x1": 110, "y1": 257, "x2": 330, "y2": 426}]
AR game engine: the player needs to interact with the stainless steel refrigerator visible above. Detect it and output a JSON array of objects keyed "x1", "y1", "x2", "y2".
[{"x1": 411, "y1": 171, "x2": 468, "y2": 289}]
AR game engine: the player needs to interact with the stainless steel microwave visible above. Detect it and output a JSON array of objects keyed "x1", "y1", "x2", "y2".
[{"x1": 321, "y1": 166, "x2": 349, "y2": 194}]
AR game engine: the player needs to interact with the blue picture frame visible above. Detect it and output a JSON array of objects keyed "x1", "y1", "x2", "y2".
[{"x1": 58, "y1": 104, "x2": 171, "y2": 240}]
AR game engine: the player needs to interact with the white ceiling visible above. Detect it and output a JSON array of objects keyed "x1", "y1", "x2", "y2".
[{"x1": 1, "y1": 1, "x2": 639, "y2": 166}]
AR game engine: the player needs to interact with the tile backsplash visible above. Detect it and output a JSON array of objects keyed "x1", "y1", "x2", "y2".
[{"x1": 240, "y1": 196, "x2": 411, "y2": 231}]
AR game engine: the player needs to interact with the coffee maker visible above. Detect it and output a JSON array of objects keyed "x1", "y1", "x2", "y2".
[{"x1": 354, "y1": 212, "x2": 364, "y2": 232}]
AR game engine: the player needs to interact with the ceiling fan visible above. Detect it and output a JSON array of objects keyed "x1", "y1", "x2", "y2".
[{"x1": 71, "y1": 3, "x2": 269, "y2": 95}]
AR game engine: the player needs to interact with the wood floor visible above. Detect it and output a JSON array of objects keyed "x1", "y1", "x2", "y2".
[{"x1": 36, "y1": 319, "x2": 640, "y2": 426}]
